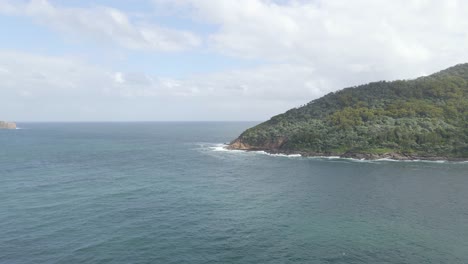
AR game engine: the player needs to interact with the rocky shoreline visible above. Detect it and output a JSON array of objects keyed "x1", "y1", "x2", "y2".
[{"x1": 227, "y1": 139, "x2": 468, "y2": 162}]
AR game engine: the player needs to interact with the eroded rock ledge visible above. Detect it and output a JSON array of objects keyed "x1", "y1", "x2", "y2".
[
  {"x1": 227, "y1": 140, "x2": 467, "y2": 161},
  {"x1": 227, "y1": 136, "x2": 287, "y2": 151}
]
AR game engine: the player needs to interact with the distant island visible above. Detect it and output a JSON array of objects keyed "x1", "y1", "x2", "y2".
[
  {"x1": 0, "y1": 121, "x2": 17, "y2": 129},
  {"x1": 228, "y1": 63, "x2": 468, "y2": 161}
]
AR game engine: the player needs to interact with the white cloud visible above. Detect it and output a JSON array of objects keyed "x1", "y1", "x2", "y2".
[
  {"x1": 0, "y1": 51, "x2": 319, "y2": 121},
  {"x1": 0, "y1": 0, "x2": 201, "y2": 51},
  {"x1": 113, "y1": 72, "x2": 125, "y2": 84},
  {"x1": 2, "y1": 0, "x2": 468, "y2": 121},
  {"x1": 154, "y1": 0, "x2": 468, "y2": 81},
  {"x1": 0, "y1": 66, "x2": 10, "y2": 74}
]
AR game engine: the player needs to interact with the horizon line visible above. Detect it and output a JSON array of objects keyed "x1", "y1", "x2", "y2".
[{"x1": 11, "y1": 120, "x2": 264, "y2": 123}]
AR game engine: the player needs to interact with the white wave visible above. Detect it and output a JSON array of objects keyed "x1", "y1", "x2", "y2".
[
  {"x1": 373, "y1": 158, "x2": 451, "y2": 163},
  {"x1": 267, "y1": 153, "x2": 302, "y2": 158},
  {"x1": 255, "y1": 151, "x2": 302, "y2": 158},
  {"x1": 200, "y1": 143, "x2": 467, "y2": 164},
  {"x1": 210, "y1": 144, "x2": 229, "y2": 152},
  {"x1": 202, "y1": 143, "x2": 302, "y2": 158},
  {"x1": 306, "y1": 156, "x2": 463, "y2": 164},
  {"x1": 209, "y1": 144, "x2": 246, "y2": 153},
  {"x1": 308, "y1": 156, "x2": 341, "y2": 160},
  {"x1": 306, "y1": 154, "x2": 464, "y2": 164}
]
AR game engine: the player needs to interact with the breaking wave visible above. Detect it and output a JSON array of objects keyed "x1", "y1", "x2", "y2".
[{"x1": 199, "y1": 143, "x2": 468, "y2": 164}]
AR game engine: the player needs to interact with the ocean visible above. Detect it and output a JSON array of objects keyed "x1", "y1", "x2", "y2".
[{"x1": 1, "y1": 122, "x2": 467, "y2": 263}]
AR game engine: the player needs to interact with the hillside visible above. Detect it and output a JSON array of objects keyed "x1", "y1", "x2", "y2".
[{"x1": 228, "y1": 64, "x2": 468, "y2": 160}]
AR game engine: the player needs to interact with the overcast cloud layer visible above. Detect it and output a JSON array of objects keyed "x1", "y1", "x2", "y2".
[{"x1": 1, "y1": 0, "x2": 468, "y2": 121}]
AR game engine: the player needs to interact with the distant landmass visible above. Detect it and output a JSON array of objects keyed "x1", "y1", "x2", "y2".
[
  {"x1": 229, "y1": 63, "x2": 468, "y2": 161},
  {"x1": 0, "y1": 121, "x2": 16, "y2": 129}
]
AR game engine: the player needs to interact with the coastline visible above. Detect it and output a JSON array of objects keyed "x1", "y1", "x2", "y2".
[{"x1": 225, "y1": 144, "x2": 468, "y2": 162}]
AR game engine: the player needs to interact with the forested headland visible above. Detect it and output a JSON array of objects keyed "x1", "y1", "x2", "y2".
[{"x1": 229, "y1": 63, "x2": 468, "y2": 160}]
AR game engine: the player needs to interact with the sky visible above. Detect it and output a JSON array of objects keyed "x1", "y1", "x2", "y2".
[{"x1": 1, "y1": 0, "x2": 468, "y2": 121}]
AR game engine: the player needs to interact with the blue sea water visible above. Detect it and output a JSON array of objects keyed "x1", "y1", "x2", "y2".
[{"x1": 1, "y1": 122, "x2": 468, "y2": 264}]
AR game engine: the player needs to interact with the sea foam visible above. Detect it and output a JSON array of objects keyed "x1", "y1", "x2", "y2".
[
  {"x1": 205, "y1": 143, "x2": 302, "y2": 158},
  {"x1": 204, "y1": 143, "x2": 468, "y2": 164}
]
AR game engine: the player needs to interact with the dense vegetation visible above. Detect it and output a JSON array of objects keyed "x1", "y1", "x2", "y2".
[{"x1": 231, "y1": 63, "x2": 468, "y2": 159}]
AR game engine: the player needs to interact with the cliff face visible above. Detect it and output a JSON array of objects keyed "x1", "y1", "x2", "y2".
[
  {"x1": 228, "y1": 63, "x2": 468, "y2": 160},
  {"x1": 0, "y1": 121, "x2": 17, "y2": 129},
  {"x1": 228, "y1": 136, "x2": 287, "y2": 150}
]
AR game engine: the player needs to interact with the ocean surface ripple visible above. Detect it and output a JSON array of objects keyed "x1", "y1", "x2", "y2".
[{"x1": 1, "y1": 122, "x2": 467, "y2": 264}]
